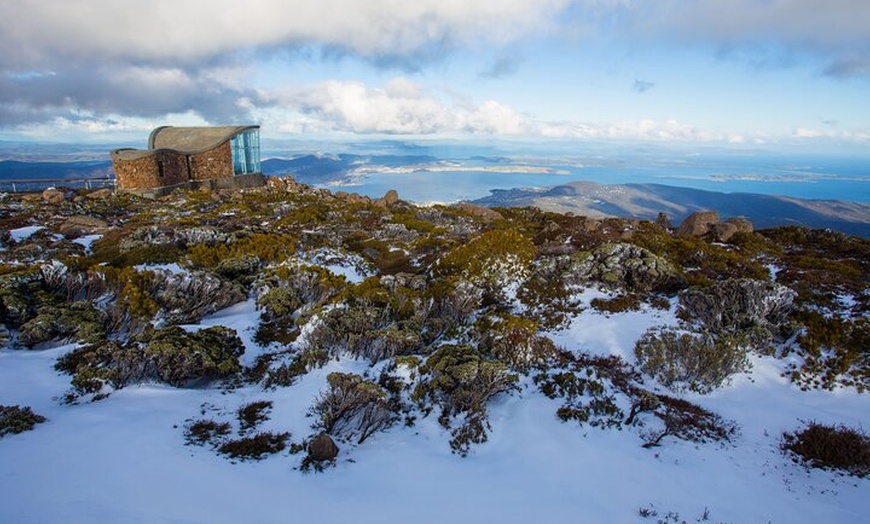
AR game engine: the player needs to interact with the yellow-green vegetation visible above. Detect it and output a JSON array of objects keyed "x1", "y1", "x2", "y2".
[
  {"x1": 788, "y1": 312, "x2": 868, "y2": 392},
  {"x1": 632, "y1": 222, "x2": 769, "y2": 285},
  {"x1": 474, "y1": 313, "x2": 555, "y2": 371},
  {"x1": 188, "y1": 233, "x2": 296, "y2": 268},
  {"x1": 414, "y1": 344, "x2": 518, "y2": 455},
  {"x1": 96, "y1": 266, "x2": 159, "y2": 320},
  {"x1": 439, "y1": 228, "x2": 536, "y2": 279}
]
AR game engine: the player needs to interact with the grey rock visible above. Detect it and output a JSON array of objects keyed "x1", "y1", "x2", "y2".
[{"x1": 566, "y1": 243, "x2": 686, "y2": 293}]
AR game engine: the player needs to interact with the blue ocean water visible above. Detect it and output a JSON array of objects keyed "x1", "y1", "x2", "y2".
[{"x1": 312, "y1": 141, "x2": 870, "y2": 204}]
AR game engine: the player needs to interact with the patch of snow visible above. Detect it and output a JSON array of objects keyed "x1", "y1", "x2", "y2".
[
  {"x1": 73, "y1": 234, "x2": 102, "y2": 253},
  {"x1": 548, "y1": 288, "x2": 679, "y2": 362},
  {"x1": 0, "y1": 296, "x2": 867, "y2": 524},
  {"x1": 9, "y1": 225, "x2": 44, "y2": 242},
  {"x1": 134, "y1": 263, "x2": 187, "y2": 275}
]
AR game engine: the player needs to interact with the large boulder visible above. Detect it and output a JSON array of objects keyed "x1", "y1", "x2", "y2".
[
  {"x1": 726, "y1": 217, "x2": 754, "y2": 234},
  {"x1": 374, "y1": 189, "x2": 400, "y2": 208},
  {"x1": 41, "y1": 188, "x2": 68, "y2": 205},
  {"x1": 85, "y1": 188, "x2": 113, "y2": 200},
  {"x1": 676, "y1": 211, "x2": 719, "y2": 237},
  {"x1": 308, "y1": 433, "x2": 339, "y2": 462},
  {"x1": 711, "y1": 222, "x2": 739, "y2": 243},
  {"x1": 450, "y1": 202, "x2": 504, "y2": 222},
  {"x1": 59, "y1": 216, "x2": 110, "y2": 237}
]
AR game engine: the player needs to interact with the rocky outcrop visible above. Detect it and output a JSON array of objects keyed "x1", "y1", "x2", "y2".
[
  {"x1": 726, "y1": 217, "x2": 754, "y2": 234},
  {"x1": 85, "y1": 188, "x2": 113, "y2": 200},
  {"x1": 374, "y1": 189, "x2": 400, "y2": 208},
  {"x1": 59, "y1": 216, "x2": 110, "y2": 237},
  {"x1": 450, "y1": 202, "x2": 504, "y2": 222},
  {"x1": 265, "y1": 175, "x2": 303, "y2": 192},
  {"x1": 566, "y1": 243, "x2": 687, "y2": 293},
  {"x1": 676, "y1": 211, "x2": 754, "y2": 242},
  {"x1": 335, "y1": 191, "x2": 372, "y2": 205},
  {"x1": 676, "y1": 211, "x2": 720, "y2": 237},
  {"x1": 308, "y1": 433, "x2": 339, "y2": 462}
]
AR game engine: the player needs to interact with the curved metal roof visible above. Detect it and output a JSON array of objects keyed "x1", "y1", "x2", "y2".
[{"x1": 147, "y1": 125, "x2": 259, "y2": 153}]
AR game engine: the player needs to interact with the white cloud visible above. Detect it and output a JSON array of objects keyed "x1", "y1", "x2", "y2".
[
  {"x1": 264, "y1": 77, "x2": 762, "y2": 142},
  {"x1": 618, "y1": 0, "x2": 870, "y2": 77},
  {"x1": 0, "y1": 0, "x2": 569, "y2": 68},
  {"x1": 793, "y1": 127, "x2": 870, "y2": 142}
]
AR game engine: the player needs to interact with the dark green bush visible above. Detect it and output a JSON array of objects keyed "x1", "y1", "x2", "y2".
[
  {"x1": 782, "y1": 422, "x2": 870, "y2": 477},
  {"x1": 184, "y1": 419, "x2": 232, "y2": 446},
  {"x1": 414, "y1": 344, "x2": 518, "y2": 455},
  {"x1": 0, "y1": 405, "x2": 47, "y2": 437},
  {"x1": 238, "y1": 401, "x2": 273, "y2": 434},
  {"x1": 634, "y1": 327, "x2": 750, "y2": 394},
  {"x1": 143, "y1": 326, "x2": 245, "y2": 387},
  {"x1": 55, "y1": 326, "x2": 245, "y2": 400},
  {"x1": 217, "y1": 431, "x2": 290, "y2": 461}
]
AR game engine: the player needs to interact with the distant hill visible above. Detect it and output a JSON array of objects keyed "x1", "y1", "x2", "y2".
[
  {"x1": 0, "y1": 160, "x2": 112, "y2": 181},
  {"x1": 262, "y1": 153, "x2": 437, "y2": 185},
  {"x1": 472, "y1": 181, "x2": 870, "y2": 237}
]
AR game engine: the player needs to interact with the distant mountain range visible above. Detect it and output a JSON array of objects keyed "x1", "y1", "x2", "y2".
[
  {"x1": 0, "y1": 160, "x2": 112, "y2": 181},
  {"x1": 471, "y1": 181, "x2": 870, "y2": 237}
]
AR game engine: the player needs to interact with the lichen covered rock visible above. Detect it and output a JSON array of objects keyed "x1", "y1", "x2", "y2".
[{"x1": 566, "y1": 243, "x2": 686, "y2": 293}]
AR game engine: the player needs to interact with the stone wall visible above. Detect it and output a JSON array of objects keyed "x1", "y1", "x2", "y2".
[
  {"x1": 112, "y1": 150, "x2": 189, "y2": 190},
  {"x1": 188, "y1": 141, "x2": 234, "y2": 182},
  {"x1": 112, "y1": 141, "x2": 236, "y2": 190}
]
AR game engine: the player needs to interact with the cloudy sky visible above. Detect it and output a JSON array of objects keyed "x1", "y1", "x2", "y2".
[{"x1": 1, "y1": 0, "x2": 868, "y2": 147}]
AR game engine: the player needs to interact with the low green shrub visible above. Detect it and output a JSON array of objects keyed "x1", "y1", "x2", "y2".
[
  {"x1": 310, "y1": 372, "x2": 396, "y2": 444},
  {"x1": 217, "y1": 431, "x2": 290, "y2": 461},
  {"x1": 0, "y1": 405, "x2": 47, "y2": 437},
  {"x1": 260, "y1": 348, "x2": 330, "y2": 389},
  {"x1": 782, "y1": 422, "x2": 870, "y2": 477},
  {"x1": 143, "y1": 326, "x2": 245, "y2": 387},
  {"x1": 413, "y1": 344, "x2": 518, "y2": 455},
  {"x1": 634, "y1": 327, "x2": 750, "y2": 394},
  {"x1": 590, "y1": 294, "x2": 642, "y2": 314},
  {"x1": 18, "y1": 301, "x2": 107, "y2": 348},
  {"x1": 238, "y1": 401, "x2": 273, "y2": 434},
  {"x1": 184, "y1": 419, "x2": 232, "y2": 446}
]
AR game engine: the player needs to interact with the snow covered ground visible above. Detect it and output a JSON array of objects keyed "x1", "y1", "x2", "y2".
[{"x1": 1, "y1": 296, "x2": 867, "y2": 524}]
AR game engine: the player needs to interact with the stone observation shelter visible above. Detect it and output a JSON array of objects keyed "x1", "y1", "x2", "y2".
[{"x1": 110, "y1": 125, "x2": 265, "y2": 195}]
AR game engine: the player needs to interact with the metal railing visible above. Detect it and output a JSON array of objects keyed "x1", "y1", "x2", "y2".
[{"x1": 0, "y1": 177, "x2": 116, "y2": 193}]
